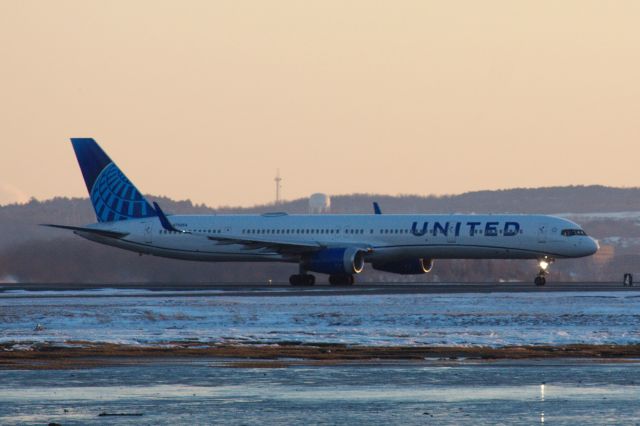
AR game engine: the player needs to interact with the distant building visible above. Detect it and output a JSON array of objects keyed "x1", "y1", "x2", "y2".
[{"x1": 309, "y1": 193, "x2": 331, "y2": 214}]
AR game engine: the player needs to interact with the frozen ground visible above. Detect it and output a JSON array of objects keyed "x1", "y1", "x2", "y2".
[
  {"x1": 1, "y1": 290, "x2": 639, "y2": 347},
  {"x1": 1, "y1": 360, "x2": 639, "y2": 425}
]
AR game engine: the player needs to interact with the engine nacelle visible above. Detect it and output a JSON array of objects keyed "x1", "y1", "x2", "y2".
[
  {"x1": 372, "y1": 258, "x2": 434, "y2": 275},
  {"x1": 303, "y1": 247, "x2": 366, "y2": 275}
]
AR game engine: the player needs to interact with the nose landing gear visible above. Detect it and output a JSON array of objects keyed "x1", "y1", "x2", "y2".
[{"x1": 535, "y1": 258, "x2": 553, "y2": 286}]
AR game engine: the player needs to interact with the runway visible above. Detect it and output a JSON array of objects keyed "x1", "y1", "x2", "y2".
[{"x1": 0, "y1": 281, "x2": 636, "y2": 298}]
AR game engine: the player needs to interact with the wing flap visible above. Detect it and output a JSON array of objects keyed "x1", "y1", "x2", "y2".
[{"x1": 207, "y1": 235, "x2": 323, "y2": 254}]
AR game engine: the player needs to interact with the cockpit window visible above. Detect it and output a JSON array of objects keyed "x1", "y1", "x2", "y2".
[{"x1": 561, "y1": 229, "x2": 587, "y2": 237}]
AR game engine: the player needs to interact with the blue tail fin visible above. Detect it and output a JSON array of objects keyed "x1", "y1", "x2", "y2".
[{"x1": 70, "y1": 138, "x2": 156, "y2": 223}]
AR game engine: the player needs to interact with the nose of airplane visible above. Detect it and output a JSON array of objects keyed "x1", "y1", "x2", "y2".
[{"x1": 585, "y1": 237, "x2": 599, "y2": 256}]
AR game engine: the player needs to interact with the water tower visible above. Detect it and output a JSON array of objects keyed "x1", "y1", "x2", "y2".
[{"x1": 309, "y1": 193, "x2": 331, "y2": 214}]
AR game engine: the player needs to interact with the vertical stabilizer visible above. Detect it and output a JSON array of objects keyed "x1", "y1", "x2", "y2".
[{"x1": 70, "y1": 138, "x2": 156, "y2": 223}]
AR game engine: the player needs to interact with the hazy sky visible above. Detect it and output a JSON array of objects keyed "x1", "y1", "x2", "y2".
[{"x1": 2, "y1": 1, "x2": 640, "y2": 207}]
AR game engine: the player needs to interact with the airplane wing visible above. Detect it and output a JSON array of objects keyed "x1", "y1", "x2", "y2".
[
  {"x1": 152, "y1": 201, "x2": 373, "y2": 256},
  {"x1": 41, "y1": 224, "x2": 129, "y2": 239},
  {"x1": 153, "y1": 201, "x2": 322, "y2": 253},
  {"x1": 206, "y1": 234, "x2": 325, "y2": 254},
  {"x1": 207, "y1": 235, "x2": 374, "y2": 257}
]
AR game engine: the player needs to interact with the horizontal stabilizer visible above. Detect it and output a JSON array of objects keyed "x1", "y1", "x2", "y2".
[{"x1": 41, "y1": 224, "x2": 129, "y2": 239}]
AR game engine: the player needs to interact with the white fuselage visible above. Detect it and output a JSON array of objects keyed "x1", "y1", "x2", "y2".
[{"x1": 78, "y1": 213, "x2": 598, "y2": 264}]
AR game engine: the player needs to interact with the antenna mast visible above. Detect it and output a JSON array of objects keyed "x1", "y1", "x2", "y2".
[{"x1": 274, "y1": 169, "x2": 282, "y2": 205}]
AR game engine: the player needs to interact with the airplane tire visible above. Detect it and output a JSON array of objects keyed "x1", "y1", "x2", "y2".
[
  {"x1": 534, "y1": 276, "x2": 546, "y2": 286},
  {"x1": 290, "y1": 274, "x2": 315, "y2": 286}
]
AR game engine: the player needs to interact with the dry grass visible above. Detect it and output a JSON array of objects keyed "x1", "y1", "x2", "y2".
[{"x1": 2, "y1": 342, "x2": 639, "y2": 370}]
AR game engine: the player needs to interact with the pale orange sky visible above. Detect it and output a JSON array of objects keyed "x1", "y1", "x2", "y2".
[{"x1": 1, "y1": 1, "x2": 640, "y2": 207}]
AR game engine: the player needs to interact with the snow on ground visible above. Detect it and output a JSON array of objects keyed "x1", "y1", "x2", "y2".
[{"x1": 1, "y1": 291, "x2": 639, "y2": 347}]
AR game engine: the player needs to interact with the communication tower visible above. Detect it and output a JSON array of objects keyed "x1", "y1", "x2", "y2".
[{"x1": 274, "y1": 169, "x2": 282, "y2": 205}]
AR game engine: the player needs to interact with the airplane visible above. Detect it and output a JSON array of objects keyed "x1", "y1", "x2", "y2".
[{"x1": 44, "y1": 138, "x2": 599, "y2": 286}]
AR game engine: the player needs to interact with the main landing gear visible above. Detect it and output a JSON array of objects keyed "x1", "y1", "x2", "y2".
[
  {"x1": 534, "y1": 258, "x2": 553, "y2": 286},
  {"x1": 289, "y1": 274, "x2": 355, "y2": 286},
  {"x1": 329, "y1": 274, "x2": 355, "y2": 286},
  {"x1": 290, "y1": 264, "x2": 316, "y2": 286},
  {"x1": 289, "y1": 274, "x2": 316, "y2": 286}
]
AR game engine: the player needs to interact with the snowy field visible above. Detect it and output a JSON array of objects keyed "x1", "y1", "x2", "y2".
[{"x1": 1, "y1": 290, "x2": 639, "y2": 347}]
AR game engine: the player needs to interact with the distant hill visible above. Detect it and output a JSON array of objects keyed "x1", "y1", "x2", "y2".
[
  {"x1": 2, "y1": 185, "x2": 640, "y2": 248},
  {"x1": 1, "y1": 185, "x2": 639, "y2": 283}
]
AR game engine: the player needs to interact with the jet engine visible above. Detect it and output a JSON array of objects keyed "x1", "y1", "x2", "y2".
[{"x1": 302, "y1": 247, "x2": 366, "y2": 275}]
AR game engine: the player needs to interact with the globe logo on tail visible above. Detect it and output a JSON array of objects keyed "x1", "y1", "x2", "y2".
[{"x1": 90, "y1": 163, "x2": 155, "y2": 222}]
